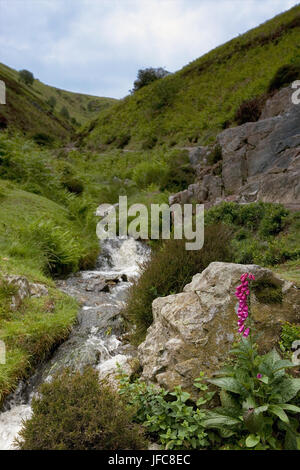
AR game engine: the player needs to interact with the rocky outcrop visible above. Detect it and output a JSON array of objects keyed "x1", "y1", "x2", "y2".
[
  {"x1": 0, "y1": 275, "x2": 49, "y2": 310},
  {"x1": 218, "y1": 93, "x2": 300, "y2": 205},
  {"x1": 138, "y1": 262, "x2": 300, "y2": 394},
  {"x1": 169, "y1": 85, "x2": 300, "y2": 209}
]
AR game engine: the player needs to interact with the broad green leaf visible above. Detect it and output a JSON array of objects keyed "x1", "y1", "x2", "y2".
[
  {"x1": 246, "y1": 434, "x2": 260, "y2": 447},
  {"x1": 207, "y1": 377, "x2": 245, "y2": 395},
  {"x1": 279, "y1": 404, "x2": 300, "y2": 413},
  {"x1": 202, "y1": 410, "x2": 241, "y2": 429},
  {"x1": 269, "y1": 405, "x2": 289, "y2": 423},
  {"x1": 220, "y1": 390, "x2": 240, "y2": 411},
  {"x1": 259, "y1": 376, "x2": 269, "y2": 384},
  {"x1": 243, "y1": 408, "x2": 265, "y2": 434},
  {"x1": 254, "y1": 404, "x2": 269, "y2": 414},
  {"x1": 275, "y1": 378, "x2": 300, "y2": 402},
  {"x1": 273, "y1": 359, "x2": 295, "y2": 372},
  {"x1": 242, "y1": 396, "x2": 256, "y2": 410}
]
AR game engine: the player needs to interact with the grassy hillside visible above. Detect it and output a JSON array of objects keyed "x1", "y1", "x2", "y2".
[
  {"x1": 0, "y1": 5, "x2": 299, "y2": 406},
  {"x1": 0, "y1": 134, "x2": 100, "y2": 401},
  {"x1": 81, "y1": 5, "x2": 300, "y2": 150},
  {"x1": 0, "y1": 62, "x2": 116, "y2": 141}
]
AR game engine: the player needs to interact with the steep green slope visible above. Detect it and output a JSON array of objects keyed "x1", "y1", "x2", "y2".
[
  {"x1": 82, "y1": 5, "x2": 300, "y2": 150},
  {"x1": 0, "y1": 178, "x2": 83, "y2": 402},
  {"x1": 0, "y1": 62, "x2": 116, "y2": 141}
]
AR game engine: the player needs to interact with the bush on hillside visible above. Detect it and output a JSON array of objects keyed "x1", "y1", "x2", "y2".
[
  {"x1": 18, "y1": 69, "x2": 34, "y2": 86},
  {"x1": 16, "y1": 368, "x2": 146, "y2": 450},
  {"x1": 268, "y1": 63, "x2": 300, "y2": 93},
  {"x1": 131, "y1": 67, "x2": 170, "y2": 93},
  {"x1": 20, "y1": 219, "x2": 82, "y2": 276},
  {"x1": 0, "y1": 116, "x2": 7, "y2": 129},
  {"x1": 46, "y1": 96, "x2": 56, "y2": 110},
  {"x1": 60, "y1": 106, "x2": 70, "y2": 120},
  {"x1": 132, "y1": 159, "x2": 169, "y2": 189},
  {"x1": 160, "y1": 149, "x2": 195, "y2": 191},
  {"x1": 123, "y1": 224, "x2": 233, "y2": 344},
  {"x1": 149, "y1": 77, "x2": 179, "y2": 112},
  {"x1": 234, "y1": 96, "x2": 265, "y2": 125},
  {"x1": 61, "y1": 176, "x2": 84, "y2": 195},
  {"x1": 32, "y1": 133, "x2": 55, "y2": 147},
  {"x1": 116, "y1": 133, "x2": 131, "y2": 149},
  {"x1": 207, "y1": 144, "x2": 223, "y2": 165},
  {"x1": 205, "y1": 201, "x2": 288, "y2": 234}
]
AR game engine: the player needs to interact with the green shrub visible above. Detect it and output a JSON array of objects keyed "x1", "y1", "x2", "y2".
[
  {"x1": 123, "y1": 224, "x2": 233, "y2": 344},
  {"x1": 280, "y1": 322, "x2": 300, "y2": 352},
  {"x1": 116, "y1": 133, "x2": 131, "y2": 149},
  {"x1": 17, "y1": 368, "x2": 146, "y2": 450},
  {"x1": 258, "y1": 205, "x2": 288, "y2": 238},
  {"x1": 149, "y1": 77, "x2": 179, "y2": 112},
  {"x1": 132, "y1": 160, "x2": 168, "y2": 189},
  {"x1": 61, "y1": 176, "x2": 84, "y2": 195},
  {"x1": 232, "y1": 237, "x2": 298, "y2": 266},
  {"x1": 268, "y1": 63, "x2": 300, "y2": 93},
  {"x1": 60, "y1": 106, "x2": 70, "y2": 120},
  {"x1": 205, "y1": 202, "x2": 294, "y2": 266},
  {"x1": 131, "y1": 67, "x2": 170, "y2": 93},
  {"x1": 207, "y1": 144, "x2": 222, "y2": 165},
  {"x1": 21, "y1": 219, "x2": 81, "y2": 275},
  {"x1": 252, "y1": 280, "x2": 283, "y2": 304},
  {"x1": 119, "y1": 371, "x2": 211, "y2": 450},
  {"x1": 0, "y1": 116, "x2": 8, "y2": 129},
  {"x1": 18, "y1": 69, "x2": 34, "y2": 86},
  {"x1": 205, "y1": 339, "x2": 300, "y2": 450},
  {"x1": 46, "y1": 96, "x2": 56, "y2": 110},
  {"x1": 141, "y1": 134, "x2": 158, "y2": 150},
  {"x1": 234, "y1": 96, "x2": 265, "y2": 125},
  {"x1": 32, "y1": 133, "x2": 55, "y2": 147},
  {"x1": 0, "y1": 276, "x2": 17, "y2": 318}
]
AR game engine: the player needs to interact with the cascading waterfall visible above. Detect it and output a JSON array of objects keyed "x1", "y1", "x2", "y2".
[{"x1": 0, "y1": 237, "x2": 150, "y2": 450}]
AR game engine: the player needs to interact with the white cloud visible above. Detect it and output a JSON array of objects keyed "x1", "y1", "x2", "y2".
[{"x1": 0, "y1": 0, "x2": 298, "y2": 97}]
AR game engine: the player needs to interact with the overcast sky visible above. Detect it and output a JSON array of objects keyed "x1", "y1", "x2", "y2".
[{"x1": 0, "y1": 0, "x2": 298, "y2": 98}]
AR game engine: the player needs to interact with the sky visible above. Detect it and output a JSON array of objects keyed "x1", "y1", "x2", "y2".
[{"x1": 0, "y1": 0, "x2": 298, "y2": 98}]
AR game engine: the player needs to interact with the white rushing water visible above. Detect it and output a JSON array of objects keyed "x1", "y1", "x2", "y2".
[{"x1": 0, "y1": 237, "x2": 150, "y2": 450}]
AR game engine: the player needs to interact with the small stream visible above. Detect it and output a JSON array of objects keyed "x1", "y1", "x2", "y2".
[{"x1": 0, "y1": 237, "x2": 150, "y2": 450}]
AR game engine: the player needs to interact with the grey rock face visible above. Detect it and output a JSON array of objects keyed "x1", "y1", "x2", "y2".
[
  {"x1": 169, "y1": 85, "x2": 300, "y2": 207},
  {"x1": 260, "y1": 86, "x2": 295, "y2": 120},
  {"x1": 187, "y1": 146, "x2": 210, "y2": 167},
  {"x1": 218, "y1": 103, "x2": 300, "y2": 200}
]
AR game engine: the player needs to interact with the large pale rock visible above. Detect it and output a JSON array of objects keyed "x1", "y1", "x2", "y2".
[
  {"x1": 0, "y1": 275, "x2": 49, "y2": 310},
  {"x1": 2, "y1": 275, "x2": 31, "y2": 310},
  {"x1": 97, "y1": 354, "x2": 133, "y2": 388},
  {"x1": 138, "y1": 262, "x2": 300, "y2": 393},
  {"x1": 29, "y1": 282, "x2": 49, "y2": 298}
]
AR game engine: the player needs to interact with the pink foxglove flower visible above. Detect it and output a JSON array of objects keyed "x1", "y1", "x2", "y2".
[{"x1": 235, "y1": 272, "x2": 255, "y2": 337}]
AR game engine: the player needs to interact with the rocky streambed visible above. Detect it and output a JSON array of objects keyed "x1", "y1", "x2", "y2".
[{"x1": 0, "y1": 237, "x2": 150, "y2": 450}]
